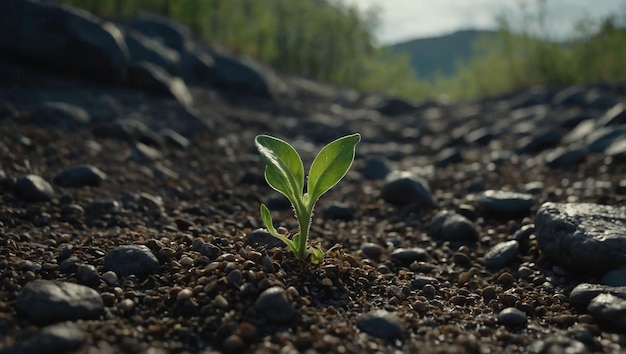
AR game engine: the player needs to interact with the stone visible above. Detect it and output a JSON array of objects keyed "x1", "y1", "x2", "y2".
[
  {"x1": 569, "y1": 283, "x2": 626, "y2": 310},
  {"x1": 361, "y1": 243, "x2": 384, "y2": 259},
  {"x1": 515, "y1": 128, "x2": 561, "y2": 154},
  {"x1": 428, "y1": 211, "x2": 479, "y2": 243},
  {"x1": 160, "y1": 128, "x2": 189, "y2": 149},
  {"x1": 0, "y1": 0, "x2": 128, "y2": 82},
  {"x1": 476, "y1": 190, "x2": 535, "y2": 216},
  {"x1": 356, "y1": 310, "x2": 406, "y2": 339},
  {"x1": 103, "y1": 245, "x2": 159, "y2": 278},
  {"x1": 545, "y1": 147, "x2": 586, "y2": 168},
  {"x1": 535, "y1": 202, "x2": 626, "y2": 273},
  {"x1": 10, "y1": 321, "x2": 86, "y2": 354},
  {"x1": 246, "y1": 228, "x2": 286, "y2": 249},
  {"x1": 600, "y1": 102, "x2": 626, "y2": 126},
  {"x1": 606, "y1": 139, "x2": 626, "y2": 162},
  {"x1": 381, "y1": 171, "x2": 436, "y2": 208},
  {"x1": 254, "y1": 287, "x2": 296, "y2": 325},
  {"x1": 12, "y1": 175, "x2": 54, "y2": 203},
  {"x1": 128, "y1": 61, "x2": 193, "y2": 106},
  {"x1": 497, "y1": 307, "x2": 527, "y2": 327},
  {"x1": 130, "y1": 142, "x2": 162, "y2": 164},
  {"x1": 29, "y1": 102, "x2": 91, "y2": 132},
  {"x1": 76, "y1": 264, "x2": 100, "y2": 287},
  {"x1": 374, "y1": 97, "x2": 416, "y2": 116},
  {"x1": 94, "y1": 118, "x2": 162, "y2": 145},
  {"x1": 434, "y1": 147, "x2": 463, "y2": 167},
  {"x1": 128, "y1": 12, "x2": 191, "y2": 52},
  {"x1": 124, "y1": 29, "x2": 180, "y2": 75},
  {"x1": 484, "y1": 240, "x2": 519, "y2": 269},
  {"x1": 322, "y1": 203, "x2": 353, "y2": 221},
  {"x1": 585, "y1": 126, "x2": 626, "y2": 153},
  {"x1": 16, "y1": 280, "x2": 104, "y2": 324},
  {"x1": 390, "y1": 247, "x2": 429, "y2": 264},
  {"x1": 53, "y1": 164, "x2": 106, "y2": 188},
  {"x1": 601, "y1": 268, "x2": 626, "y2": 287},
  {"x1": 360, "y1": 156, "x2": 391, "y2": 180},
  {"x1": 587, "y1": 293, "x2": 626, "y2": 329},
  {"x1": 205, "y1": 45, "x2": 287, "y2": 99}
]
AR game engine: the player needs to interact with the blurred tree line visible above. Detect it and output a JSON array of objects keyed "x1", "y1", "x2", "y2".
[{"x1": 55, "y1": 0, "x2": 626, "y2": 101}]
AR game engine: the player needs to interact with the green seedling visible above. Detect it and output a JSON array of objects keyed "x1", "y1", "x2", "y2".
[{"x1": 255, "y1": 133, "x2": 361, "y2": 264}]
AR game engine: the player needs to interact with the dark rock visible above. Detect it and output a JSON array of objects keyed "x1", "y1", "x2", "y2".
[
  {"x1": 356, "y1": 310, "x2": 406, "y2": 340},
  {"x1": 85, "y1": 200, "x2": 120, "y2": 218},
  {"x1": 569, "y1": 283, "x2": 626, "y2": 310},
  {"x1": 497, "y1": 307, "x2": 527, "y2": 327},
  {"x1": 160, "y1": 128, "x2": 189, "y2": 149},
  {"x1": 535, "y1": 202, "x2": 626, "y2": 273},
  {"x1": 254, "y1": 287, "x2": 296, "y2": 325},
  {"x1": 381, "y1": 171, "x2": 436, "y2": 208},
  {"x1": 545, "y1": 147, "x2": 586, "y2": 168},
  {"x1": 602, "y1": 268, "x2": 626, "y2": 287},
  {"x1": 600, "y1": 103, "x2": 626, "y2": 126},
  {"x1": 0, "y1": 0, "x2": 128, "y2": 82},
  {"x1": 476, "y1": 190, "x2": 535, "y2": 216},
  {"x1": 204, "y1": 46, "x2": 286, "y2": 99},
  {"x1": 127, "y1": 12, "x2": 191, "y2": 52},
  {"x1": 361, "y1": 243, "x2": 384, "y2": 259},
  {"x1": 390, "y1": 247, "x2": 429, "y2": 263},
  {"x1": 12, "y1": 175, "x2": 54, "y2": 203},
  {"x1": 200, "y1": 243, "x2": 221, "y2": 259},
  {"x1": 53, "y1": 164, "x2": 106, "y2": 188},
  {"x1": 587, "y1": 293, "x2": 626, "y2": 329},
  {"x1": 128, "y1": 61, "x2": 192, "y2": 106},
  {"x1": 464, "y1": 127, "x2": 493, "y2": 146},
  {"x1": 374, "y1": 98, "x2": 416, "y2": 116},
  {"x1": 606, "y1": 139, "x2": 626, "y2": 162},
  {"x1": 16, "y1": 280, "x2": 104, "y2": 324},
  {"x1": 585, "y1": 126, "x2": 626, "y2": 153},
  {"x1": 516, "y1": 128, "x2": 561, "y2": 154},
  {"x1": 130, "y1": 142, "x2": 162, "y2": 164},
  {"x1": 103, "y1": 245, "x2": 159, "y2": 278},
  {"x1": 94, "y1": 118, "x2": 163, "y2": 145},
  {"x1": 11, "y1": 321, "x2": 86, "y2": 354},
  {"x1": 76, "y1": 264, "x2": 100, "y2": 287},
  {"x1": 323, "y1": 203, "x2": 353, "y2": 221},
  {"x1": 434, "y1": 147, "x2": 463, "y2": 167},
  {"x1": 58, "y1": 257, "x2": 79, "y2": 274},
  {"x1": 428, "y1": 211, "x2": 479, "y2": 243},
  {"x1": 124, "y1": 29, "x2": 179, "y2": 75},
  {"x1": 360, "y1": 156, "x2": 391, "y2": 180},
  {"x1": 483, "y1": 240, "x2": 519, "y2": 269},
  {"x1": 552, "y1": 86, "x2": 587, "y2": 106},
  {"x1": 246, "y1": 228, "x2": 286, "y2": 249},
  {"x1": 411, "y1": 276, "x2": 440, "y2": 289},
  {"x1": 29, "y1": 102, "x2": 91, "y2": 131}
]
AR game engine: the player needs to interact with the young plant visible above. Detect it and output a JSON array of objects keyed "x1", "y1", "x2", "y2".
[{"x1": 255, "y1": 133, "x2": 361, "y2": 263}]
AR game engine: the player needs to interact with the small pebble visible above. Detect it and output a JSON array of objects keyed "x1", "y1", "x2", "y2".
[{"x1": 498, "y1": 307, "x2": 527, "y2": 327}]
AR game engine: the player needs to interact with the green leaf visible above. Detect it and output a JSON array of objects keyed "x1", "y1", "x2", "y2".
[
  {"x1": 309, "y1": 246, "x2": 324, "y2": 264},
  {"x1": 260, "y1": 204, "x2": 296, "y2": 250},
  {"x1": 255, "y1": 135, "x2": 305, "y2": 205},
  {"x1": 307, "y1": 133, "x2": 360, "y2": 203}
]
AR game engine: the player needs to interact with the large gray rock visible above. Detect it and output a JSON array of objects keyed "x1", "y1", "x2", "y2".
[
  {"x1": 104, "y1": 244, "x2": 159, "y2": 278},
  {"x1": 0, "y1": 0, "x2": 128, "y2": 82},
  {"x1": 428, "y1": 210, "x2": 479, "y2": 243},
  {"x1": 536, "y1": 202, "x2": 626, "y2": 273},
  {"x1": 381, "y1": 171, "x2": 436, "y2": 208},
  {"x1": 124, "y1": 29, "x2": 180, "y2": 75},
  {"x1": 12, "y1": 175, "x2": 55, "y2": 203},
  {"x1": 129, "y1": 61, "x2": 193, "y2": 106},
  {"x1": 128, "y1": 13, "x2": 191, "y2": 52},
  {"x1": 203, "y1": 46, "x2": 287, "y2": 99},
  {"x1": 16, "y1": 280, "x2": 104, "y2": 324},
  {"x1": 476, "y1": 190, "x2": 536, "y2": 216},
  {"x1": 587, "y1": 293, "x2": 626, "y2": 329}
]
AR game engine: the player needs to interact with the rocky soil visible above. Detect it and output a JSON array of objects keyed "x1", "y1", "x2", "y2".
[{"x1": 3, "y1": 2, "x2": 626, "y2": 354}]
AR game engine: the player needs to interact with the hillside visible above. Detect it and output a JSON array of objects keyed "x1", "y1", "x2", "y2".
[{"x1": 389, "y1": 29, "x2": 497, "y2": 81}]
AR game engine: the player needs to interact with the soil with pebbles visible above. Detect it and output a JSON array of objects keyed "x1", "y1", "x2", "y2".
[{"x1": 2, "y1": 62, "x2": 626, "y2": 354}]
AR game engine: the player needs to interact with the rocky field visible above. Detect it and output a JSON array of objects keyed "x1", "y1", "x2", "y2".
[{"x1": 2, "y1": 1, "x2": 626, "y2": 353}]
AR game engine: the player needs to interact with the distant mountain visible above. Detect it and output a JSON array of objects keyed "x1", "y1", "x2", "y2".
[{"x1": 389, "y1": 29, "x2": 498, "y2": 81}]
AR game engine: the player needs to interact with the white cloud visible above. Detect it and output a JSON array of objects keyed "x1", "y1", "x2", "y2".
[{"x1": 339, "y1": 0, "x2": 626, "y2": 44}]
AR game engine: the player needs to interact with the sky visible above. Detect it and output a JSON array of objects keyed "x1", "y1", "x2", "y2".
[{"x1": 339, "y1": 0, "x2": 626, "y2": 44}]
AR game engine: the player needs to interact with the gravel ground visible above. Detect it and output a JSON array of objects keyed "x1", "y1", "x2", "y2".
[{"x1": 2, "y1": 58, "x2": 626, "y2": 354}]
